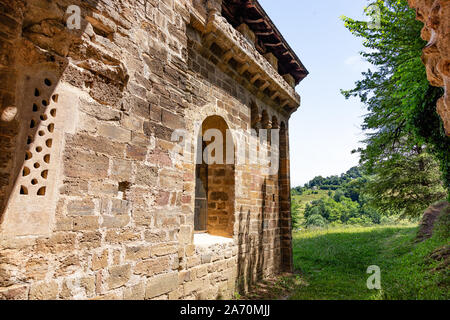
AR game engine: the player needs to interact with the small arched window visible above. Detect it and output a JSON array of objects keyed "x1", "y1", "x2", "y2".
[{"x1": 194, "y1": 115, "x2": 235, "y2": 238}]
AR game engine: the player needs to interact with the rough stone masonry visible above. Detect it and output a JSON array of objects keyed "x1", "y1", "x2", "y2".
[
  {"x1": 0, "y1": 0, "x2": 308, "y2": 299},
  {"x1": 409, "y1": 0, "x2": 450, "y2": 136}
]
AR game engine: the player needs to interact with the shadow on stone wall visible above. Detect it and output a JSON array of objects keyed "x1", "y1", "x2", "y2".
[{"x1": 236, "y1": 179, "x2": 267, "y2": 294}]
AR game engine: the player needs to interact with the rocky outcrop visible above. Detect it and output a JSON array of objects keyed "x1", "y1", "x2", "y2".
[{"x1": 408, "y1": 0, "x2": 450, "y2": 135}]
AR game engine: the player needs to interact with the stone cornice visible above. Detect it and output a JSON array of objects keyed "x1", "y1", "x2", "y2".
[{"x1": 190, "y1": 10, "x2": 301, "y2": 116}]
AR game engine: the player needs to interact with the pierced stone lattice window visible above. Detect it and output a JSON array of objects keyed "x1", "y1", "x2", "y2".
[
  {"x1": 20, "y1": 78, "x2": 58, "y2": 197},
  {"x1": 1, "y1": 71, "x2": 71, "y2": 237}
]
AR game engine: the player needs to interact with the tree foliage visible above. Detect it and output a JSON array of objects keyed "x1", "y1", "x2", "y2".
[
  {"x1": 364, "y1": 152, "x2": 446, "y2": 218},
  {"x1": 291, "y1": 193, "x2": 302, "y2": 229},
  {"x1": 341, "y1": 0, "x2": 449, "y2": 210},
  {"x1": 305, "y1": 213, "x2": 327, "y2": 228},
  {"x1": 297, "y1": 168, "x2": 380, "y2": 228},
  {"x1": 300, "y1": 166, "x2": 363, "y2": 191},
  {"x1": 303, "y1": 194, "x2": 379, "y2": 227}
]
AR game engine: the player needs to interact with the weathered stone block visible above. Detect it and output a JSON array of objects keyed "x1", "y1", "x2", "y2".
[
  {"x1": 107, "y1": 264, "x2": 131, "y2": 290},
  {"x1": 34, "y1": 232, "x2": 77, "y2": 254},
  {"x1": 178, "y1": 225, "x2": 192, "y2": 245},
  {"x1": 183, "y1": 278, "x2": 206, "y2": 296},
  {"x1": 72, "y1": 216, "x2": 100, "y2": 231},
  {"x1": 185, "y1": 244, "x2": 196, "y2": 257},
  {"x1": 144, "y1": 230, "x2": 167, "y2": 243},
  {"x1": 64, "y1": 149, "x2": 109, "y2": 179},
  {"x1": 110, "y1": 199, "x2": 130, "y2": 215},
  {"x1": 102, "y1": 215, "x2": 130, "y2": 229},
  {"x1": 67, "y1": 199, "x2": 96, "y2": 216},
  {"x1": 98, "y1": 123, "x2": 131, "y2": 143},
  {"x1": 60, "y1": 275, "x2": 95, "y2": 299},
  {"x1": 156, "y1": 190, "x2": 170, "y2": 206},
  {"x1": 187, "y1": 256, "x2": 201, "y2": 268},
  {"x1": 162, "y1": 109, "x2": 185, "y2": 130},
  {"x1": 92, "y1": 250, "x2": 109, "y2": 271},
  {"x1": 178, "y1": 270, "x2": 191, "y2": 284},
  {"x1": 123, "y1": 282, "x2": 145, "y2": 300},
  {"x1": 78, "y1": 231, "x2": 102, "y2": 249},
  {"x1": 126, "y1": 144, "x2": 148, "y2": 161},
  {"x1": 105, "y1": 229, "x2": 141, "y2": 244},
  {"x1": 201, "y1": 253, "x2": 212, "y2": 264},
  {"x1": 155, "y1": 211, "x2": 179, "y2": 229},
  {"x1": 145, "y1": 272, "x2": 178, "y2": 299},
  {"x1": 66, "y1": 133, "x2": 126, "y2": 158},
  {"x1": 151, "y1": 243, "x2": 178, "y2": 257},
  {"x1": 0, "y1": 285, "x2": 29, "y2": 300},
  {"x1": 132, "y1": 207, "x2": 155, "y2": 227},
  {"x1": 134, "y1": 256, "x2": 171, "y2": 276},
  {"x1": 194, "y1": 265, "x2": 208, "y2": 279},
  {"x1": 29, "y1": 281, "x2": 59, "y2": 300},
  {"x1": 55, "y1": 254, "x2": 81, "y2": 277},
  {"x1": 159, "y1": 169, "x2": 183, "y2": 190},
  {"x1": 149, "y1": 104, "x2": 162, "y2": 122},
  {"x1": 125, "y1": 245, "x2": 151, "y2": 261},
  {"x1": 148, "y1": 148, "x2": 172, "y2": 167},
  {"x1": 143, "y1": 120, "x2": 174, "y2": 141},
  {"x1": 408, "y1": 0, "x2": 450, "y2": 135},
  {"x1": 110, "y1": 159, "x2": 133, "y2": 181},
  {"x1": 135, "y1": 164, "x2": 158, "y2": 186},
  {"x1": 89, "y1": 77, "x2": 124, "y2": 107},
  {"x1": 79, "y1": 100, "x2": 121, "y2": 121}
]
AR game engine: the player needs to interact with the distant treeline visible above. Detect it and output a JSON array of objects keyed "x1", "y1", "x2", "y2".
[{"x1": 294, "y1": 166, "x2": 362, "y2": 193}]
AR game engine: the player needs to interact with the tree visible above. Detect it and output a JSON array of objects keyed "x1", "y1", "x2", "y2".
[
  {"x1": 301, "y1": 167, "x2": 363, "y2": 191},
  {"x1": 292, "y1": 187, "x2": 304, "y2": 196},
  {"x1": 364, "y1": 152, "x2": 446, "y2": 218},
  {"x1": 341, "y1": 0, "x2": 449, "y2": 209},
  {"x1": 333, "y1": 189, "x2": 345, "y2": 202},
  {"x1": 342, "y1": 178, "x2": 365, "y2": 203},
  {"x1": 304, "y1": 196, "x2": 364, "y2": 225},
  {"x1": 345, "y1": 166, "x2": 362, "y2": 180},
  {"x1": 306, "y1": 214, "x2": 327, "y2": 228},
  {"x1": 291, "y1": 198, "x2": 302, "y2": 229},
  {"x1": 306, "y1": 176, "x2": 325, "y2": 189}
]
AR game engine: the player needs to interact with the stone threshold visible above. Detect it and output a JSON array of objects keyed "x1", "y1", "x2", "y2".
[{"x1": 194, "y1": 233, "x2": 234, "y2": 249}]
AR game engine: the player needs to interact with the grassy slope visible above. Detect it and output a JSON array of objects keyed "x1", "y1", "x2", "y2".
[
  {"x1": 292, "y1": 190, "x2": 330, "y2": 226},
  {"x1": 290, "y1": 223, "x2": 449, "y2": 300},
  {"x1": 292, "y1": 190, "x2": 331, "y2": 205}
]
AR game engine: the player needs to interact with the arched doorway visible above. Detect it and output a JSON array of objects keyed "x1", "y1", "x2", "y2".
[{"x1": 194, "y1": 115, "x2": 235, "y2": 238}]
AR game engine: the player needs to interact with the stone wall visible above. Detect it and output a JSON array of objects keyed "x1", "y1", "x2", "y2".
[
  {"x1": 0, "y1": 0, "x2": 298, "y2": 299},
  {"x1": 206, "y1": 164, "x2": 235, "y2": 237},
  {"x1": 409, "y1": 0, "x2": 450, "y2": 135}
]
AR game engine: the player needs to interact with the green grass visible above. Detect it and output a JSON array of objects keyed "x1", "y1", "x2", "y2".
[
  {"x1": 292, "y1": 189, "x2": 330, "y2": 205},
  {"x1": 290, "y1": 223, "x2": 449, "y2": 300}
]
